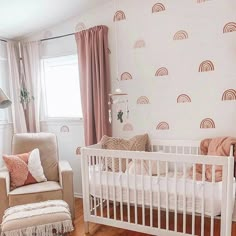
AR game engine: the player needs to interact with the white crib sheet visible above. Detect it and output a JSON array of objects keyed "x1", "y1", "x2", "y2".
[{"x1": 88, "y1": 165, "x2": 236, "y2": 217}]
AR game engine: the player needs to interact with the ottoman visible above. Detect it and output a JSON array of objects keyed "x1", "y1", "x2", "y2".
[{"x1": 0, "y1": 200, "x2": 74, "y2": 236}]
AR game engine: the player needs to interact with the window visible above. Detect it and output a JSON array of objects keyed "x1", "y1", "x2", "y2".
[
  {"x1": 42, "y1": 55, "x2": 82, "y2": 119},
  {"x1": 0, "y1": 42, "x2": 10, "y2": 122}
]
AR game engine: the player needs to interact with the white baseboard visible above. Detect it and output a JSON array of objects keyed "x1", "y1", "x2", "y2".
[{"x1": 74, "y1": 192, "x2": 83, "y2": 198}]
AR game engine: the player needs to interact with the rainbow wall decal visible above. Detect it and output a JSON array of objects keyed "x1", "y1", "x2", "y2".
[
  {"x1": 200, "y1": 118, "x2": 215, "y2": 129},
  {"x1": 76, "y1": 147, "x2": 81, "y2": 155},
  {"x1": 60, "y1": 125, "x2": 70, "y2": 132},
  {"x1": 177, "y1": 94, "x2": 191, "y2": 103},
  {"x1": 134, "y1": 40, "x2": 146, "y2": 49},
  {"x1": 75, "y1": 22, "x2": 86, "y2": 32},
  {"x1": 121, "y1": 72, "x2": 132, "y2": 80},
  {"x1": 155, "y1": 67, "x2": 168, "y2": 76},
  {"x1": 123, "y1": 123, "x2": 134, "y2": 131},
  {"x1": 198, "y1": 60, "x2": 214, "y2": 72},
  {"x1": 173, "y1": 30, "x2": 188, "y2": 40},
  {"x1": 152, "y1": 3, "x2": 165, "y2": 13},
  {"x1": 113, "y1": 11, "x2": 126, "y2": 21},
  {"x1": 222, "y1": 89, "x2": 236, "y2": 101},
  {"x1": 223, "y1": 22, "x2": 236, "y2": 33},
  {"x1": 137, "y1": 96, "x2": 150, "y2": 104},
  {"x1": 156, "y1": 122, "x2": 169, "y2": 130}
]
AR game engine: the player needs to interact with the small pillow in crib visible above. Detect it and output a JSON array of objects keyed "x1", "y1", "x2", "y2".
[{"x1": 100, "y1": 134, "x2": 150, "y2": 172}]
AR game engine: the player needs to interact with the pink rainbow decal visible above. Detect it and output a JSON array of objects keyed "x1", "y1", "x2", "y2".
[
  {"x1": 113, "y1": 10, "x2": 126, "y2": 22},
  {"x1": 177, "y1": 94, "x2": 191, "y2": 103},
  {"x1": 200, "y1": 118, "x2": 215, "y2": 129},
  {"x1": 134, "y1": 40, "x2": 146, "y2": 49},
  {"x1": 173, "y1": 30, "x2": 188, "y2": 40},
  {"x1": 152, "y1": 3, "x2": 165, "y2": 13},
  {"x1": 223, "y1": 22, "x2": 236, "y2": 33},
  {"x1": 222, "y1": 89, "x2": 236, "y2": 101},
  {"x1": 198, "y1": 60, "x2": 214, "y2": 72},
  {"x1": 156, "y1": 122, "x2": 169, "y2": 130},
  {"x1": 60, "y1": 125, "x2": 70, "y2": 133},
  {"x1": 121, "y1": 72, "x2": 133, "y2": 80},
  {"x1": 137, "y1": 96, "x2": 150, "y2": 104},
  {"x1": 155, "y1": 67, "x2": 168, "y2": 76},
  {"x1": 75, "y1": 22, "x2": 86, "y2": 32},
  {"x1": 123, "y1": 123, "x2": 134, "y2": 131}
]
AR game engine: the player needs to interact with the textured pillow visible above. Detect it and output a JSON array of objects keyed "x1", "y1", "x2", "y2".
[
  {"x1": 100, "y1": 134, "x2": 150, "y2": 172},
  {"x1": 3, "y1": 149, "x2": 47, "y2": 189}
]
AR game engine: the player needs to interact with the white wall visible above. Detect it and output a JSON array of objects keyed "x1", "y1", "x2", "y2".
[{"x1": 25, "y1": 0, "x2": 236, "y2": 195}]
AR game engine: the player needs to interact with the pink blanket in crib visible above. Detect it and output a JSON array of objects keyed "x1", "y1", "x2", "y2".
[{"x1": 191, "y1": 137, "x2": 236, "y2": 182}]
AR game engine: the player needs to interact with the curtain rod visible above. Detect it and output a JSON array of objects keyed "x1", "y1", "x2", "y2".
[
  {"x1": 0, "y1": 39, "x2": 7, "y2": 43},
  {"x1": 40, "y1": 32, "x2": 75, "y2": 42}
]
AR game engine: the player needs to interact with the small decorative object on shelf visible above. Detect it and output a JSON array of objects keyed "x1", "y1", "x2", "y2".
[{"x1": 117, "y1": 110, "x2": 124, "y2": 123}]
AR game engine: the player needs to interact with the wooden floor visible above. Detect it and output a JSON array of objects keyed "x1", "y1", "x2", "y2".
[{"x1": 71, "y1": 198, "x2": 236, "y2": 236}]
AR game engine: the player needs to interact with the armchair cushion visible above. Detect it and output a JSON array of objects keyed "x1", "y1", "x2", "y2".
[{"x1": 8, "y1": 181, "x2": 62, "y2": 206}]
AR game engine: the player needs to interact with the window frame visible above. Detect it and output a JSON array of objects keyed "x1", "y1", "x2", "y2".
[{"x1": 40, "y1": 54, "x2": 83, "y2": 122}]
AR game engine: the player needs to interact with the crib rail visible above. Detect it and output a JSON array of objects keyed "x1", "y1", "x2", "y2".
[{"x1": 81, "y1": 145, "x2": 234, "y2": 236}]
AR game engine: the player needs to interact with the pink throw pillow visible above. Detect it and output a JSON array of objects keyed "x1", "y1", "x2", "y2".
[{"x1": 3, "y1": 149, "x2": 47, "y2": 190}]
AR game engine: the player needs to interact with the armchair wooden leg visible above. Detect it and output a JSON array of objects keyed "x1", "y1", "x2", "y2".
[{"x1": 84, "y1": 221, "x2": 89, "y2": 234}]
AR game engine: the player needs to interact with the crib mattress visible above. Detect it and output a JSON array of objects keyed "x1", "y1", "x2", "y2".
[{"x1": 88, "y1": 166, "x2": 236, "y2": 217}]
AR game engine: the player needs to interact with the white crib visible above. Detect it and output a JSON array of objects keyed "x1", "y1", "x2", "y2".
[{"x1": 81, "y1": 139, "x2": 235, "y2": 236}]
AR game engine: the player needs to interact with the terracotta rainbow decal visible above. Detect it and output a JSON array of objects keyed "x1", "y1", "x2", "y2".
[
  {"x1": 60, "y1": 125, "x2": 70, "y2": 133},
  {"x1": 156, "y1": 122, "x2": 169, "y2": 130},
  {"x1": 76, "y1": 147, "x2": 81, "y2": 155},
  {"x1": 200, "y1": 118, "x2": 215, "y2": 129},
  {"x1": 222, "y1": 89, "x2": 236, "y2": 101},
  {"x1": 223, "y1": 22, "x2": 236, "y2": 33},
  {"x1": 123, "y1": 123, "x2": 134, "y2": 131},
  {"x1": 198, "y1": 60, "x2": 214, "y2": 72},
  {"x1": 75, "y1": 22, "x2": 86, "y2": 32},
  {"x1": 155, "y1": 67, "x2": 168, "y2": 76},
  {"x1": 134, "y1": 40, "x2": 146, "y2": 49},
  {"x1": 113, "y1": 11, "x2": 126, "y2": 21},
  {"x1": 137, "y1": 96, "x2": 150, "y2": 104},
  {"x1": 121, "y1": 72, "x2": 132, "y2": 80},
  {"x1": 152, "y1": 3, "x2": 165, "y2": 13},
  {"x1": 173, "y1": 30, "x2": 188, "y2": 40},
  {"x1": 177, "y1": 94, "x2": 191, "y2": 103}
]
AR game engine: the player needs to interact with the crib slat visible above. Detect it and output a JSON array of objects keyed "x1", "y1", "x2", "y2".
[
  {"x1": 165, "y1": 161, "x2": 169, "y2": 230},
  {"x1": 211, "y1": 165, "x2": 215, "y2": 236},
  {"x1": 174, "y1": 162, "x2": 177, "y2": 232},
  {"x1": 134, "y1": 159, "x2": 138, "y2": 224},
  {"x1": 93, "y1": 156, "x2": 97, "y2": 216},
  {"x1": 98, "y1": 156, "x2": 103, "y2": 217},
  {"x1": 192, "y1": 164, "x2": 196, "y2": 235},
  {"x1": 105, "y1": 157, "x2": 110, "y2": 219},
  {"x1": 183, "y1": 163, "x2": 186, "y2": 234},
  {"x1": 157, "y1": 160, "x2": 161, "y2": 229},
  {"x1": 112, "y1": 157, "x2": 116, "y2": 220},
  {"x1": 201, "y1": 164, "x2": 205, "y2": 236},
  {"x1": 119, "y1": 157, "x2": 123, "y2": 222},
  {"x1": 149, "y1": 160, "x2": 153, "y2": 228},
  {"x1": 141, "y1": 159, "x2": 145, "y2": 226},
  {"x1": 126, "y1": 158, "x2": 130, "y2": 223}
]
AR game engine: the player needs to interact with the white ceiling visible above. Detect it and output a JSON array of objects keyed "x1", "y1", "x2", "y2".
[{"x1": 0, "y1": 0, "x2": 109, "y2": 39}]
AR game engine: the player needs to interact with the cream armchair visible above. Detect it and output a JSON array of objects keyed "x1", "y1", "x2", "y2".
[{"x1": 0, "y1": 133, "x2": 75, "y2": 223}]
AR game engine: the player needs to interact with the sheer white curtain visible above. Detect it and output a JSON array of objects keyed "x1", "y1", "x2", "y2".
[
  {"x1": 7, "y1": 42, "x2": 27, "y2": 133},
  {"x1": 22, "y1": 41, "x2": 41, "y2": 133}
]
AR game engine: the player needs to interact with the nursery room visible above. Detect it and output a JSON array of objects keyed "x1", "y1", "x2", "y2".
[{"x1": 0, "y1": 0, "x2": 236, "y2": 235}]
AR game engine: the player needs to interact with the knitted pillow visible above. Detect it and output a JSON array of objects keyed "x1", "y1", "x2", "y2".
[
  {"x1": 3, "y1": 149, "x2": 47, "y2": 190},
  {"x1": 100, "y1": 134, "x2": 150, "y2": 172}
]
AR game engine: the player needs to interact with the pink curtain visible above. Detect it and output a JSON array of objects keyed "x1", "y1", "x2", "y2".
[{"x1": 75, "y1": 25, "x2": 111, "y2": 145}]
